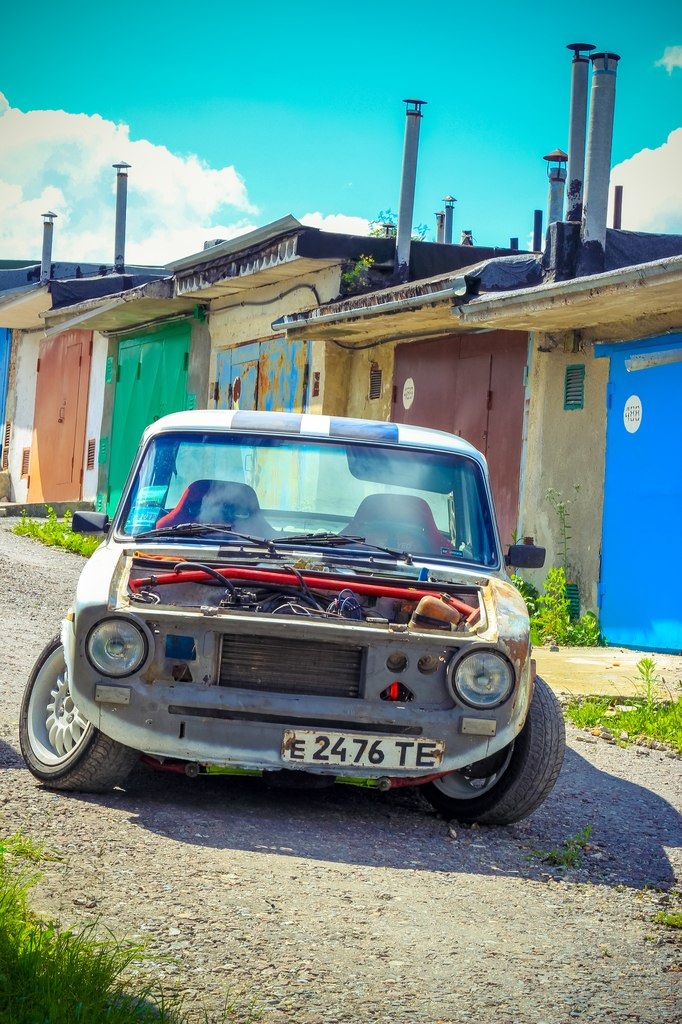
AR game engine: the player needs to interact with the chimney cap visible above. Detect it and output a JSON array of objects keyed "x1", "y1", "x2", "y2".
[
  {"x1": 567, "y1": 42, "x2": 596, "y2": 56},
  {"x1": 442, "y1": 195, "x2": 457, "y2": 204},
  {"x1": 41, "y1": 210, "x2": 58, "y2": 221},
  {"x1": 543, "y1": 149, "x2": 568, "y2": 163},
  {"x1": 113, "y1": 161, "x2": 132, "y2": 170},
  {"x1": 403, "y1": 98, "x2": 427, "y2": 112},
  {"x1": 591, "y1": 51, "x2": 621, "y2": 62}
]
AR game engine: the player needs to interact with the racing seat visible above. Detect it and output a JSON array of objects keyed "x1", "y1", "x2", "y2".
[
  {"x1": 340, "y1": 493, "x2": 451, "y2": 556},
  {"x1": 155, "y1": 480, "x2": 276, "y2": 537}
]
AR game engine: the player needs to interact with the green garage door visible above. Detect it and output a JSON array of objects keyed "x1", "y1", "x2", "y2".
[{"x1": 107, "y1": 323, "x2": 190, "y2": 515}]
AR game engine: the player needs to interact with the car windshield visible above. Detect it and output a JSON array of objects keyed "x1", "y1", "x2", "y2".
[{"x1": 116, "y1": 431, "x2": 499, "y2": 566}]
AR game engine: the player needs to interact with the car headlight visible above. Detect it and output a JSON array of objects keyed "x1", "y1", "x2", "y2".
[
  {"x1": 450, "y1": 650, "x2": 514, "y2": 708},
  {"x1": 86, "y1": 619, "x2": 148, "y2": 677}
]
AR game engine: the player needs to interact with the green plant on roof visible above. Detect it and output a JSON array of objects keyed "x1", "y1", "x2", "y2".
[{"x1": 341, "y1": 254, "x2": 374, "y2": 293}]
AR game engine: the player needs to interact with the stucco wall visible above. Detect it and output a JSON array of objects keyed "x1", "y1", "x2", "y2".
[
  {"x1": 342, "y1": 341, "x2": 396, "y2": 420},
  {"x1": 188, "y1": 317, "x2": 210, "y2": 409},
  {"x1": 520, "y1": 332, "x2": 609, "y2": 611},
  {"x1": 208, "y1": 267, "x2": 342, "y2": 406}
]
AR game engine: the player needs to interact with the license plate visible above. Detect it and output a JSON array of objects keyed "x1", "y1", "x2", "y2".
[{"x1": 281, "y1": 729, "x2": 444, "y2": 770}]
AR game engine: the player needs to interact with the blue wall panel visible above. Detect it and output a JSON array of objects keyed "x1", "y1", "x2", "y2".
[
  {"x1": 596, "y1": 334, "x2": 682, "y2": 652},
  {"x1": 0, "y1": 328, "x2": 10, "y2": 461}
]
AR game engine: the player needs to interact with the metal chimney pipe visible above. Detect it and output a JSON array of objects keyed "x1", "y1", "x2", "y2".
[
  {"x1": 544, "y1": 149, "x2": 568, "y2": 225},
  {"x1": 113, "y1": 161, "x2": 131, "y2": 272},
  {"x1": 510, "y1": 237, "x2": 519, "y2": 250},
  {"x1": 40, "y1": 211, "x2": 57, "y2": 283},
  {"x1": 613, "y1": 184, "x2": 623, "y2": 228},
  {"x1": 396, "y1": 99, "x2": 426, "y2": 275},
  {"x1": 435, "y1": 211, "x2": 445, "y2": 243},
  {"x1": 581, "y1": 52, "x2": 621, "y2": 265},
  {"x1": 566, "y1": 43, "x2": 595, "y2": 223},
  {"x1": 533, "y1": 209, "x2": 543, "y2": 251},
  {"x1": 548, "y1": 168, "x2": 567, "y2": 224},
  {"x1": 443, "y1": 195, "x2": 456, "y2": 244}
]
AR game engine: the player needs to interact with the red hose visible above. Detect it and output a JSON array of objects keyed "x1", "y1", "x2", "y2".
[{"x1": 129, "y1": 564, "x2": 479, "y2": 620}]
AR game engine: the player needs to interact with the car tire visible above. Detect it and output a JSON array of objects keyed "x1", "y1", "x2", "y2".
[
  {"x1": 19, "y1": 636, "x2": 139, "y2": 793},
  {"x1": 422, "y1": 676, "x2": 566, "y2": 825}
]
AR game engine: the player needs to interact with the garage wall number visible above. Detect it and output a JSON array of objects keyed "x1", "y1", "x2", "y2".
[{"x1": 623, "y1": 395, "x2": 642, "y2": 434}]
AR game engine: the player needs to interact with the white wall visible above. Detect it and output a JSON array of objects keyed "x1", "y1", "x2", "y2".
[
  {"x1": 81, "y1": 331, "x2": 108, "y2": 502},
  {"x1": 7, "y1": 330, "x2": 40, "y2": 504}
]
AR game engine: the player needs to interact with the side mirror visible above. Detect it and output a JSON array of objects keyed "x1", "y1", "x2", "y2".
[
  {"x1": 72, "y1": 510, "x2": 109, "y2": 534},
  {"x1": 505, "y1": 544, "x2": 546, "y2": 569}
]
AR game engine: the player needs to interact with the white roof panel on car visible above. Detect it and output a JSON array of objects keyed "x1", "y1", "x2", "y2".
[{"x1": 142, "y1": 409, "x2": 485, "y2": 463}]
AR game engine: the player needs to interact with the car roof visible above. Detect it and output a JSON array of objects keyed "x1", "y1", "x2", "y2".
[{"x1": 142, "y1": 410, "x2": 486, "y2": 462}]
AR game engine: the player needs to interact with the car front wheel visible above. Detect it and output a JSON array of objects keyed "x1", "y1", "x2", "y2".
[
  {"x1": 19, "y1": 637, "x2": 139, "y2": 792},
  {"x1": 422, "y1": 676, "x2": 566, "y2": 825}
]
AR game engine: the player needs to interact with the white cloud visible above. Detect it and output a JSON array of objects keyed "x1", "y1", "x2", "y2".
[
  {"x1": 655, "y1": 45, "x2": 682, "y2": 73},
  {"x1": 610, "y1": 129, "x2": 682, "y2": 234},
  {"x1": 0, "y1": 94, "x2": 258, "y2": 265},
  {"x1": 300, "y1": 211, "x2": 371, "y2": 235}
]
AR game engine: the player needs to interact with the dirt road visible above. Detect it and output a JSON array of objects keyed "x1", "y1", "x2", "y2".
[{"x1": 1, "y1": 524, "x2": 680, "y2": 1023}]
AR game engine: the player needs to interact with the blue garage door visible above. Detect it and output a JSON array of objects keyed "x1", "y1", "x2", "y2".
[
  {"x1": 596, "y1": 334, "x2": 682, "y2": 653},
  {"x1": 0, "y1": 328, "x2": 10, "y2": 431},
  {"x1": 0, "y1": 328, "x2": 10, "y2": 469}
]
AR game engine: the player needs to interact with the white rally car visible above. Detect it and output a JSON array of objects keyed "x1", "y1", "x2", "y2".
[{"x1": 20, "y1": 411, "x2": 564, "y2": 824}]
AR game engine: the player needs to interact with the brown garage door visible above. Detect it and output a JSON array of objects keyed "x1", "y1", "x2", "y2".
[
  {"x1": 28, "y1": 330, "x2": 92, "y2": 503},
  {"x1": 392, "y1": 331, "x2": 528, "y2": 550}
]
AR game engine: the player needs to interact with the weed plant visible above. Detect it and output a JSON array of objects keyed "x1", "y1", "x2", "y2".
[
  {"x1": 564, "y1": 657, "x2": 682, "y2": 753},
  {"x1": 511, "y1": 567, "x2": 604, "y2": 647},
  {"x1": 340, "y1": 254, "x2": 374, "y2": 293},
  {"x1": 654, "y1": 910, "x2": 682, "y2": 928},
  {"x1": 0, "y1": 832, "x2": 258, "y2": 1024},
  {"x1": 545, "y1": 485, "x2": 580, "y2": 576},
  {"x1": 531, "y1": 825, "x2": 593, "y2": 869},
  {"x1": 11, "y1": 507, "x2": 100, "y2": 557}
]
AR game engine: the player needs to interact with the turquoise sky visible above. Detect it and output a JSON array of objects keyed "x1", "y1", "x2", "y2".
[{"x1": 2, "y1": 0, "x2": 681, "y2": 254}]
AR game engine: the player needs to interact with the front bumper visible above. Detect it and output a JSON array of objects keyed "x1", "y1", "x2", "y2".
[{"x1": 62, "y1": 606, "x2": 533, "y2": 777}]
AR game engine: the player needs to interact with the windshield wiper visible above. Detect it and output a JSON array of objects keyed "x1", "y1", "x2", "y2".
[
  {"x1": 134, "y1": 525, "x2": 413, "y2": 562},
  {"x1": 133, "y1": 522, "x2": 273, "y2": 547},
  {"x1": 275, "y1": 531, "x2": 363, "y2": 545},
  {"x1": 275, "y1": 532, "x2": 410, "y2": 561}
]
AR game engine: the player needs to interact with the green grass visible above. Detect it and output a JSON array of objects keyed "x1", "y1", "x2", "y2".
[
  {"x1": 564, "y1": 657, "x2": 682, "y2": 753},
  {"x1": 11, "y1": 507, "x2": 101, "y2": 558},
  {"x1": 0, "y1": 832, "x2": 258, "y2": 1024},
  {"x1": 531, "y1": 825, "x2": 593, "y2": 869},
  {"x1": 654, "y1": 910, "x2": 682, "y2": 929}
]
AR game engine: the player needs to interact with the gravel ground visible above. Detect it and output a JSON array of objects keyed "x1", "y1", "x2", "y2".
[{"x1": 0, "y1": 523, "x2": 680, "y2": 1024}]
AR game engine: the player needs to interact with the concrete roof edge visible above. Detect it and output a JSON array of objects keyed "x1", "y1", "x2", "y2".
[
  {"x1": 41, "y1": 276, "x2": 175, "y2": 323},
  {"x1": 274, "y1": 262, "x2": 489, "y2": 332},
  {"x1": 0, "y1": 281, "x2": 48, "y2": 309},
  {"x1": 456, "y1": 253, "x2": 682, "y2": 322},
  {"x1": 166, "y1": 215, "x2": 306, "y2": 273},
  {"x1": 43, "y1": 297, "x2": 126, "y2": 338}
]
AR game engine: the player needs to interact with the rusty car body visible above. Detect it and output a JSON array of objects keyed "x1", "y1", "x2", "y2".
[{"x1": 20, "y1": 411, "x2": 565, "y2": 824}]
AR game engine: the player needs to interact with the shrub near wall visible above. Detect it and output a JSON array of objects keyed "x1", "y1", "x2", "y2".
[{"x1": 512, "y1": 567, "x2": 604, "y2": 647}]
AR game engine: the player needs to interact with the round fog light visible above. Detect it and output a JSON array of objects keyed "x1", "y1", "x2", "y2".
[
  {"x1": 86, "y1": 619, "x2": 147, "y2": 677},
  {"x1": 451, "y1": 651, "x2": 513, "y2": 708}
]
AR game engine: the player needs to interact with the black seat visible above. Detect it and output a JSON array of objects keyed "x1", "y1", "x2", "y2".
[{"x1": 341, "y1": 493, "x2": 451, "y2": 555}]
